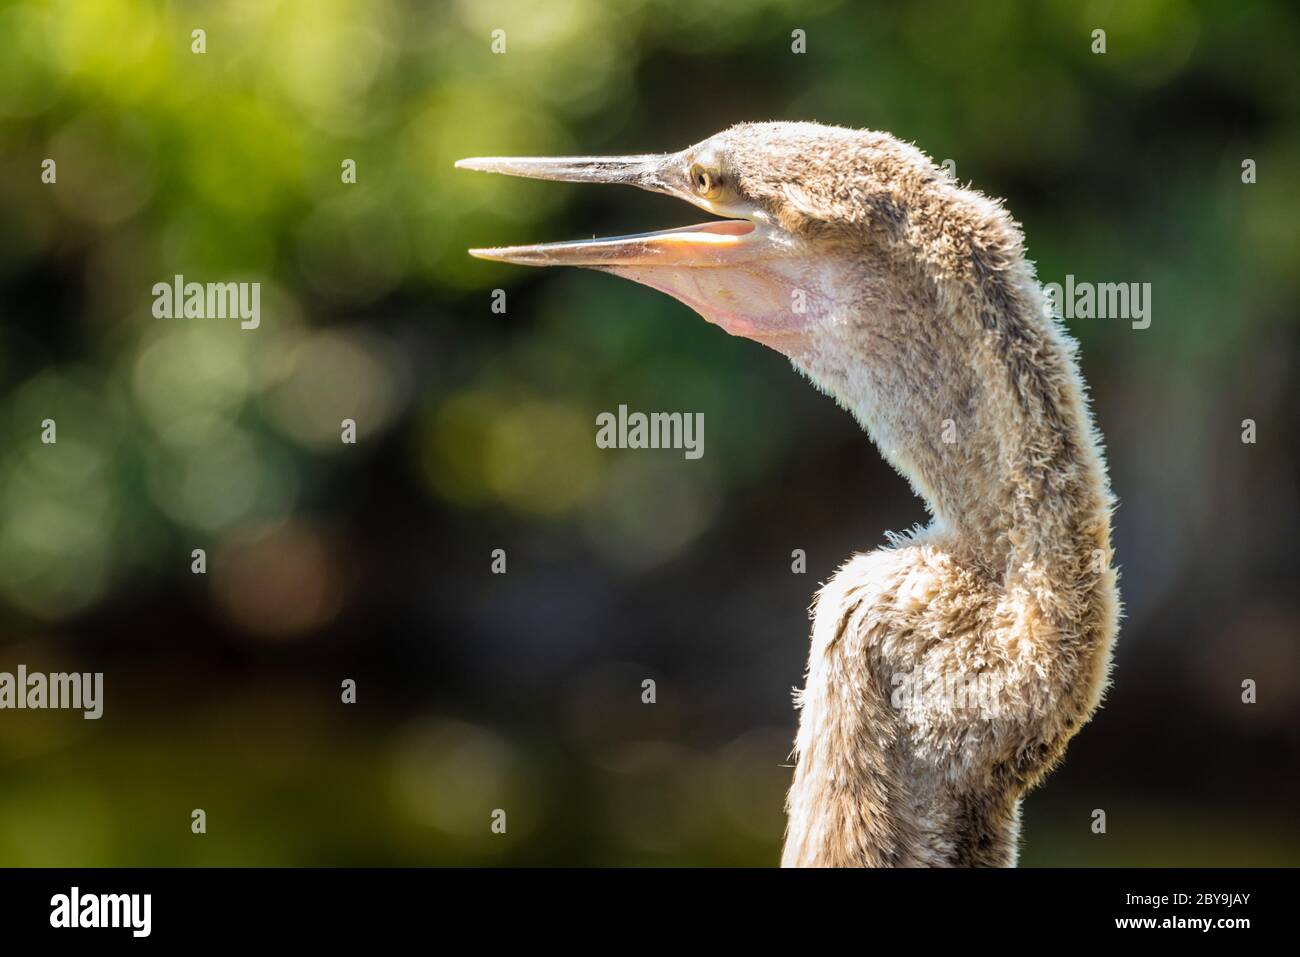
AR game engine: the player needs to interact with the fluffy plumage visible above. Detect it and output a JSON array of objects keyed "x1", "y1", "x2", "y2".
[{"x1": 707, "y1": 123, "x2": 1121, "y2": 867}]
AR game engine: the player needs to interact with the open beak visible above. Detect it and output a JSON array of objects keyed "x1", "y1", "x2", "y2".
[
  {"x1": 455, "y1": 149, "x2": 813, "y2": 351},
  {"x1": 454, "y1": 153, "x2": 762, "y2": 267}
]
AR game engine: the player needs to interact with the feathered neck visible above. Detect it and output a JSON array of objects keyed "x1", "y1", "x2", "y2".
[{"x1": 788, "y1": 219, "x2": 1114, "y2": 592}]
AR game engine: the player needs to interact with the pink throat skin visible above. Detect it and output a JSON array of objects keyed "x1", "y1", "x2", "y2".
[{"x1": 599, "y1": 252, "x2": 855, "y2": 359}]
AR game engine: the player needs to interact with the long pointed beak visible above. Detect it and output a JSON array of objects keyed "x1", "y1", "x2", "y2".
[
  {"x1": 465, "y1": 220, "x2": 758, "y2": 267},
  {"x1": 455, "y1": 152, "x2": 764, "y2": 267},
  {"x1": 454, "y1": 154, "x2": 674, "y2": 192}
]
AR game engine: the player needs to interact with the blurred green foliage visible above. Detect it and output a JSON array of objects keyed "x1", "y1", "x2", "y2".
[{"x1": 0, "y1": 0, "x2": 1297, "y2": 865}]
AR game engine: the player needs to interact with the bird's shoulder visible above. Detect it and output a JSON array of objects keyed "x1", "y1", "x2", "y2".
[{"x1": 811, "y1": 544, "x2": 992, "y2": 654}]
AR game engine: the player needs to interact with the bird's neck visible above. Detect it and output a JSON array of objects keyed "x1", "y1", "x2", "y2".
[
  {"x1": 791, "y1": 252, "x2": 1112, "y2": 588},
  {"x1": 780, "y1": 244, "x2": 1116, "y2": 866}
]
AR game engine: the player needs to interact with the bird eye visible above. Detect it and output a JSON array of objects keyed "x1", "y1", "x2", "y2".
[{"x1": 690, "y1": 164, "x2": 721, "y2": 199}]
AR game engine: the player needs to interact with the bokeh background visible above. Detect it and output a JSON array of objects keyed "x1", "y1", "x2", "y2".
[{"x1": 0, "y1": 0, "x2": 1297, "y2": 865}]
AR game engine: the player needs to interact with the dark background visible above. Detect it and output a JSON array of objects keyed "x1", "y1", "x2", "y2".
[{"x1": 0, "y1": 0, "x2": 1296, "y2": 864}]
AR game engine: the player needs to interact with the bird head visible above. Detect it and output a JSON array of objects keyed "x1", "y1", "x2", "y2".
[{"x1": 457, "y1": 122, "x2": 947, "y2": 357}]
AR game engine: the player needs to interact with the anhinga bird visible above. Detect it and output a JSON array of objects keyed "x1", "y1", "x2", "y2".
[{"x1": 458, "y1": 122, "x2": 1119, "y2": 867}]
